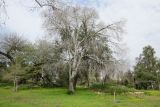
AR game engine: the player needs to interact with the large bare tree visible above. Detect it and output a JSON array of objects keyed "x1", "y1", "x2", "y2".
[{"x1": 43, "y1": 5, "x2": 124, "y2": 93}]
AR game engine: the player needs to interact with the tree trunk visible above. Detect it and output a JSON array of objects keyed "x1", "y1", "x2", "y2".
[
  {"x1": 14, "y1": 78, "x2": 16, "y2": 92},
  {"x1": 87, "y1": 63, "x2": 92, "y2": 88},
  {"x1": 87, "y1": 79, "x2": 90, "y2": 88},
  {"x1": 68, "y1": 78, "x2": 74, "y2": 94},
  {"x1": 13, "y1": 76, "x2": 18, "y2": 92},
  {"x1": 87, "y1": 72, "x2": 90, "y2": 88},
  {"x1": 73, "y1": 74, "x2": 79, "y2": 90},
  {"x1": 16, "y1": 79, "x2": 18, "y2": 92},
  {"x1": 68, "y1": 65, "x2": 75, "y2": 94}
]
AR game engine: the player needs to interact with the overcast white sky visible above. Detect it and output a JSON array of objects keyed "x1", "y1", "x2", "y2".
[{"x1": 1, "y1": 0, "x2": 160, "y2": 67}]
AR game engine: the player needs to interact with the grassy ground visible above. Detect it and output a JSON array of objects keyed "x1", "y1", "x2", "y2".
[{"x1": 0, "y1": 85, "x2": 160, "y2": 107}]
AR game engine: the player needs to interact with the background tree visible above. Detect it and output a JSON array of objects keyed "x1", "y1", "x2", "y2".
[
  {"x1": 29, "y1": 39, "x2": 63, "y2": 87},
  {"x1": 134, "y1": 45, "x2": 158, "y2": 89},
  {"x1": 156, "y1": 59, "x2": 160, "y2": 89},
  {"x1": 121, "y1": 70, "x2": 134, "y2": 87},
  {"x1": 0, "y1": 33, "x2": 27, "y2": 64}
]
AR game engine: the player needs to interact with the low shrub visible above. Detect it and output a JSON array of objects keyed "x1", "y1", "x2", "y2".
[
  {"x1": 144, "y1": 90, "x2": 160, "y2": 96},
  {"x1": 90, "y1": 83, "x2": 136, "y2": 95},
  {"x1": 20, "y1": 84, "x2": 42, "y2": 90}
]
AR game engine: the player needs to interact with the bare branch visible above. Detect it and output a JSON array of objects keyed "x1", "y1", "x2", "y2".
[
  {"x1": 34, "y1": 0, "x2": 57, "y2": 10},
  {"x1": 79, "y1": 21, "x2": 122, "y2": 45},
  {"x1": 0, "y1": 51, "x2": 14, "y2": 63}
]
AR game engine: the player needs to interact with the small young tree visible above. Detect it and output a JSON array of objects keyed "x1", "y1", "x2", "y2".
[{"x1": 3, "y1": 57, "x2": 25, "y2": 92}]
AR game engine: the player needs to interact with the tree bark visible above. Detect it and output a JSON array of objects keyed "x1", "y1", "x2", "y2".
[
  {"x1": 73, "y1": 74, "x2": 79, "y2": 90},
  {"x1": 14, "y1": 78, "x2": 16, "y2": 92},
  {"x1": 87, "y1": 77, "x2": 90, "y2": 88},
  {"x1": 68, "y1": 63, "x2": 75, "y2": 94},
  {"x1": 15, "y1": 78, "x2": 18, "y2": 92},
  {"x1": 13, "y1": 76, "x2": 18, "y2": 92},
  {"x1": 68, "y1": 78, "x2": 74, "y2": 94}
]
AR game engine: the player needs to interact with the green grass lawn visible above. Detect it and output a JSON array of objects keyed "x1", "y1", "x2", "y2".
[{"x1": 0, "y1": 85, "x2": 160, "y2": 107}]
